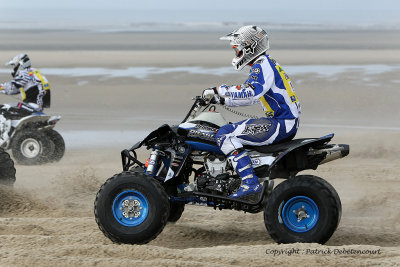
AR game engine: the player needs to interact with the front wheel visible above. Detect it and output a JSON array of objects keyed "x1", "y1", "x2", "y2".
[
  {"x1": 94, "y1": 171, "x2": 170, "y2": 244},
  {"x1": 0, "y1": 148, "x2": 16, "y2": 185},
  {"x1": 11, "y1": 129, "x2": 52, "y2": 165},
  {"x1": 264, "y1": 175, "x2": 341, "y2": 244}
]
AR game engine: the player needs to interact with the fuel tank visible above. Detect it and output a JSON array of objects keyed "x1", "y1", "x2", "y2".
[{"x1": 178, "y1": 112, "x2": 227, "y2": 153}]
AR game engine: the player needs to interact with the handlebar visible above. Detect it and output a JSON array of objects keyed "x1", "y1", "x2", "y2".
[{"x1": 181, "y1": 96, "x2": 210, "y2": 123}]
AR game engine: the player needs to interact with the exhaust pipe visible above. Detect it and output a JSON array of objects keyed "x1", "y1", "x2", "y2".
[{"x1": 309, "y1": 144, "x2": 350, "y2": 165}]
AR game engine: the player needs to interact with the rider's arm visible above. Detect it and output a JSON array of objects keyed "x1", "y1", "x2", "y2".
[
  {"x1": 0, "y1": 82, "x2": 20, "y2": 95},
  {"x1": 0, "y1": 70, "x2": 29, "y2": 95},
  {"x1": 217, "y1": 60, "x2": 274, "y2": 107}
]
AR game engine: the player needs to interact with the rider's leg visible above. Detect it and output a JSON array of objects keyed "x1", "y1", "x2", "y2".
[
  {"x1": 216, "y1": 121, "x2": 262, "y2": 198},
  {"x1": 227, "y1": 149, "x2": 261, "y2": 198},
  {"x1": 216, "y1": 118, "x2": 296, "y2": 198}
]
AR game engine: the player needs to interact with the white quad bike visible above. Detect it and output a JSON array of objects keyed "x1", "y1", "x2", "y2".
[{"x1": 0, "y1": 103, "x2": 65, "y2": 165}]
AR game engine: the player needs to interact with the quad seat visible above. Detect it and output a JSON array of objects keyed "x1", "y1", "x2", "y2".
[{"x1": 244, "y1": 138, "x2": 315, "y2": 154}]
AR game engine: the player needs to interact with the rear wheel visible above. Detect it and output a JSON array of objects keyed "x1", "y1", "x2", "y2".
[
  {"x1": 0, "y1": 148, "x2": 16, "y2": 186},
  {"x1": 168, "y1": 202, "x2": 185, "y2": 223},
  {"x1": 45, "y1": 129, "x2": 65, "y2": 162},
  {"x1": 164, "y1": 184, "x2": 185, "y2": 223},
  {"x1": 264, "y1": 175, "x2": 341, "y2": 244},
  {"x1": 94, "y1": 171, "x2": 170, "y2": 244},
  {"x1": 11, "y1": 129, "x2": 52, "y2": 165}
]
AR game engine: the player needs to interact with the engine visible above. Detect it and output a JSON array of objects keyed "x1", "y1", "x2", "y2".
[{"x1": 196, "y1": 154, "x2": 241, "y2": 195}]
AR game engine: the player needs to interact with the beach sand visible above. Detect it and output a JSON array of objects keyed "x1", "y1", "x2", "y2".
[{"x1": 0, "y1": 30, "x2": 399, "y2": 266}]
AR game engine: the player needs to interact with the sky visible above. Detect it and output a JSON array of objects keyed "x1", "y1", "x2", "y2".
[
  {"x1": 0, "y1": 0, "x2": 399, "y2": 30},
  {"x1": 1, "y1": 0, "x2": 398, "y2": 10}
]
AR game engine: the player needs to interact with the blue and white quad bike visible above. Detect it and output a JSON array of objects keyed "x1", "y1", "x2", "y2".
[
  {"x1": 0, "y1": 103, "x2": 65, "y2": 165},
  {"x1": 94, "y1": 96, "x2": 349, "y2": 245}
]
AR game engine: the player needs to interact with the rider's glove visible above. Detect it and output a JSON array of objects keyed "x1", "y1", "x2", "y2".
[
  {"x1": 203, "y1": 87, "x2": 225, "y2": 105},
  {"x1": 210, "y1": 94, "x2": 225, "y2": 105},
  {"x1": 202, "y1": 87, "x2": 217, "y2": 100}
]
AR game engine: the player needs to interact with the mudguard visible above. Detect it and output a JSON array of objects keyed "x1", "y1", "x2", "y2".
[
  {"x1": 268, "y1": 134, "x2": 335, "y2": 178},
  {"x1": 130, "y1": 124, "x2": 176, "y2": 150},
  {"x1": 13, "y1": 114, "x2": 60, "y2": 132},
  {"x1": 122, "y1": 124, "x2": 176, "y2": 171}
]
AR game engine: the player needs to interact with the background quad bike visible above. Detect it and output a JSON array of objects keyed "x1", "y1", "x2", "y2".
[
  {"x1": 0, "y1": 148, "x2": 16, "y2": 186},
  {"x1": 10, "y1": 128, "x2": 65, "y2": 165}
]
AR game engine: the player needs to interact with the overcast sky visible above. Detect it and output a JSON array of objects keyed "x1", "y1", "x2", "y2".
[{"x1": 1, "y1": 0, "x2": 398, "y2": 10}]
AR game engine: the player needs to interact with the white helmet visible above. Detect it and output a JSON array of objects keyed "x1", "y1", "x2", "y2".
[
  {"x1": 5, "y1": 54, "x2": 31, "y2": 77},
  {"x1": 220, "y1": 25, "x2": 269, "y2": 71}
]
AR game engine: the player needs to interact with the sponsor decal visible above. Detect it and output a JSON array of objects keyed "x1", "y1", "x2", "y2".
[
  {"x1": 284, "y1": 73, "x2": 290, "y2": 80},
  {"x1": 242, "y1": 123, "x2": 272, "y2": 135},
  {"x1": 250, "y1": 75, "x2": 258, "y2": 81},
  {"x1": 195, "y1": 124, "x2": 218, "y2": 133},
  {"x1": 252, "y1": 68, "x2": 260, "y2": 74},
  {"x1": 265, "y1": 111, "x2": 274, "y2": 118},
  {"x1": 188, "y1": 129, "x2": 216, "y2": 141},
  {"x1": 216, "y1": 136, "x2": 225, "y2": 146},
  {"x1": 165, "y1": 168, "x2": 175, "y2": 181},
  {"x1": 251, "y1": 158, "x2": 261, "y2": 165},
  {"x1": 229, "y1": 89, "x2": 253, "y2": 99},
  {"x1": 237, "y1": 58, "x2": 245, "y2": 68},
  {"x1": 243, "y1": 40, "x2": 257, "y2": 55}
]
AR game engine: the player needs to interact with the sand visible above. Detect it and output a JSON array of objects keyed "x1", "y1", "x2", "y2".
[{"x1": 0, "y1": 30, "x2": 399, "y2": 266}]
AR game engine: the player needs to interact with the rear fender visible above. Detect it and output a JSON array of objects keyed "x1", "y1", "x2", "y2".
[
  {"x1": 268, "y1": 134, "x2": 335, "y2": 178},
  {"x1": 13, "y1": 115, "x2": 60, "y2": 132}
]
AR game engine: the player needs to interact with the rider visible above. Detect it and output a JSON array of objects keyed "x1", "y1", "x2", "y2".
[
  {"x1": 202, "y1": 25, "x2": 301, "y2": 199},
  {"x1": 0, "y1": 53, "x2": 51, "y2": 113},
  {"x1": 0, "y1": 54, "x2": 51, "y2": 143}
]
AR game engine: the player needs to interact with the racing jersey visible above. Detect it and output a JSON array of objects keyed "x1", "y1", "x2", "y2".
[
  {"x1": 0, "y1": 68, "x2": 50, "y2": 110},
  {"x1": 217, "y1": 54, "x2": 300, "y2": 120}
]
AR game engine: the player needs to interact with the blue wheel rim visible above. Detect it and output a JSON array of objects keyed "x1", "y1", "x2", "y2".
[
  {"x1": 282, "y1": 196, "x2": 319, "y2": 233},
  {"x1": 112, "y1": 190, "x2": 149, "y2": 227}
]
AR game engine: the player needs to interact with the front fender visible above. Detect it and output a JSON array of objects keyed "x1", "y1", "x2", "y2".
[{"x1": 132, "y1": 124, "x2": 176, "y2": 150}]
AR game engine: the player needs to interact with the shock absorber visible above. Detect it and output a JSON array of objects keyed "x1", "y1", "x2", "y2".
[{"x1": 146, "y1": 149, "x2": 159, "y2": 174}]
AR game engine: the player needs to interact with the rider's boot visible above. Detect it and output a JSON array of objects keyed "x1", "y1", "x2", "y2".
[{"x1": 228, "y1": 149, "x2": 261, "y2": 199}]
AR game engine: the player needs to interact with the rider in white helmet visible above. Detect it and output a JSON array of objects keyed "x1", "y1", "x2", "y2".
[
  {"x1": 0, "y1": 54, "x2": 51, "y2": 143},
  {"x1": 202, "y1": 25, "x2": 301, "y2": 199},
  {"x1": 0, "y1": 54, "x2": 51, "y2": 112}
]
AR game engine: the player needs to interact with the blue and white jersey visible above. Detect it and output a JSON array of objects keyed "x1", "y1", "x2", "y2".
[{"x1": 217, "y1": 54, "x2": 300, "y2": 121}]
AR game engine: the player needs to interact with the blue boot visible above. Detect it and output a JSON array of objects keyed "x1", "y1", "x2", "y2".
[{"x1": 228, "y1": 150, "x2": 261, "y2": 199}]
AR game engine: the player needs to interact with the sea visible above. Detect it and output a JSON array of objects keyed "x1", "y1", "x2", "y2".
[{"x1": 0, "y1": 7, "x2": 399, "y2": 32}]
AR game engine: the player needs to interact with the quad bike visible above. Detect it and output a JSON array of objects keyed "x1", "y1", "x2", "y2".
[
  {"x1": 0, "y1": 103, "x2": 65, "y2": 165},
  {"x1": 0, "y1": 147, "x2": 16, "y2": 186},
  {"x1": 94, "y1": 96, "x2": 349, "y2": 245}
]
